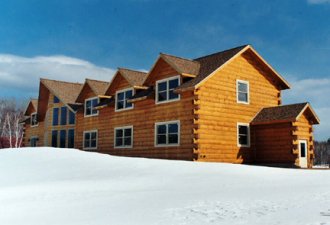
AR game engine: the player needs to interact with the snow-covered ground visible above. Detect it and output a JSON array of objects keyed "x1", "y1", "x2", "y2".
[{"x1": 0, "y1": 147, "x2": 330, "y2": 225}]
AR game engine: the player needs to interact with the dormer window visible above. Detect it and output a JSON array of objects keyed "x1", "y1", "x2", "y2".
[
  {"x1": 115, "y1": 88, "x2": 133, "y2": 111},
  {"x1": 156, "y1": 76, "x2": 180, "y2": 104},
  {"x1": 31, "y1": 113, "x2": 38, "y2": 127},
  {"x1": 85, "y1": 97, "x2": 99, "y2": 117},
  {"x1": 237, "y1": 80, "x2": 249, "y2": 104}
]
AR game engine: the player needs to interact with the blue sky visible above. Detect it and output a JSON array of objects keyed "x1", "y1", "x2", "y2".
[{"x1": 0, "y1": 0, "x2": 329, "y2": 140}]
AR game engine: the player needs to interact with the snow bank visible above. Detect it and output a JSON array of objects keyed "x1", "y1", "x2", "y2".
[{"x1": 0, "y1": 147, "x2": 330, "y2": 225}]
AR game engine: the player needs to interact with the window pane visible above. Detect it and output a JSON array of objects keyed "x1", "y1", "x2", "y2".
[
  {"x1": 124, "y1": 137, "x2": 131, "y2": 146},
  {"x1": 168, "y1": 123, "x2": 178, "y2": 133},
  {"x1": 54, "y1": 96, "x2": 60, "y2": 103},
  {"x1": 60, "y1": 107, "x2": 67, "y2": 125},
  {"x1": 157, "y1": 125, "x2": 166, "y2": 134},
  {"x1": 85, "y1": 100, "x2": 91, "y2": 115},
  {"x1": 168, "y1": 134, "x2": 178, "y2": 144},
  {"x1": 126, "y1": 101, "x2": 133, "y2": 108},
  {"x1": 169, "y1": 78, "x2": 179, "y2": 89},
  {"x1": 53, "y1": 108, "x2": 59, "y2": 126},
  {"x1": 126, "y1": 90, "x2": 133, "y2": 98},
  {"x1": 91, "y1": 140, "x2": 97, "y2": 148},
  {"x1": 157, "y1": 134, "x2": 166, "y2": 145},
  {"x1": 91, "y1": 132, "x2": 97, "y2": 140},
  {"x1": 169, "y1": 90, "x2": 179, "y2": 100},
  {"x1": 68, "y1": 129, "x2": 74, "y2": 148},
  {"x1": 85, "y1": 133, "x2": 90, "y2": 141},
  {"x1": 52, "y1": 130, "x2": 58, "y2": 147},
  {"x1": 238, "y1": 82, "x2": 247, "y2": 92},
  {"x1": 116, "y1": 138, "x2": 123, "y2": 147},
  {"x1": 158, "y1": 82, "x2": 167, "y2": 92},
  {"x1": 60, "y1": 130, "x2": 66, "y2": 148},
  {"x1": 92, "y1": 99, "x2": 98, "y2": 114},
  {"x1": 239, "y1": 125, "x2": 248, "y2": 135},
  {"x1": 124, "y1": 128, "x2": 131, "y2": 137},
  {"x1": 158, "y1": 92, "x2": 167, "y2": 101},
  {"x1": 117, "y1": 101, "x2": 124, "y2": 110},
  {"x1": 69, "y1": 111, "x2": 75, "y2": 124},
  {"x1": 116, "y1": 129, "x2": 123, "y2": 138},
  {"x1": 238, "y1": 93, "x2": 248, "y2": 102},
  {"x1": 239, "y1": 135, "x2": 248, "y2": 145},
  {"x1": 117, "y1": 92, "x2": 124, "y2": 101}
]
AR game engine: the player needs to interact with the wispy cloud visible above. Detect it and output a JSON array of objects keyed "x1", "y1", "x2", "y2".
[
  {"x1": 307, "y1": 0, "x2": 330, "y2": 4},
  {"x1": 283, "y1": 77, "x2": 330, "y2": 141},
  {"x1": 0, "y1": 54, "x2": 116, "y2": 97}
]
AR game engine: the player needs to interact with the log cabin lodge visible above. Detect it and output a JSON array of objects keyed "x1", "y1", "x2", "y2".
[{"x1": 22, "y1": 45, "x2": 320, "y2": 168}]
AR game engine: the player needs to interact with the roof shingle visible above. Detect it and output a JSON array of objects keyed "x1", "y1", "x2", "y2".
[
  {"x1": 86, "y1": 79, "x2": 109, "y2": 95},
  {"x1": 118, "y1": 68, "x2": 148, "y2": 87}
]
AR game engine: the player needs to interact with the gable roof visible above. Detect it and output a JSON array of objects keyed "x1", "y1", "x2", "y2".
[
  {"x1": 174, "y1": 45, "x2": 290, "y2": 91},
  {"x1": 24, "y1": 99, "x2": 38, "y2": 116},
  {"x1": 105, "y1": 68, "x2": 148, "y2": 95},
  {"x1": 76, "y1": 79, "x2": 109, "y2": 102},
  {"x1": 251, "y1": 103, "x2": 320, "y2": 125},
  {"x1": 41, "y1": 78, "x2": 83, "y2": 105}
]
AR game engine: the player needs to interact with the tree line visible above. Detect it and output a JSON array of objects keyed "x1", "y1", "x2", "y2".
[{"x1": 0, "y1": 98, "x2": 25, "y2": 148}]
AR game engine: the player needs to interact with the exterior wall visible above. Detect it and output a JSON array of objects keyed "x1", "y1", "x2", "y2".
[
  {"x1": 76, "y1": 60, "x2": 195, "y2": 160},
  {"x1": 294, "y1": 112, "x2": 314, "y2": 168},
  {"x1": 252, "y1": 122, "x2": 296, "y2": 165},
  {"x1": 24, "y1": 121, "x2": 45, "y2": 147},
  {"x1": 195, "y1": 51, "x2": 281, "y2": 163}
]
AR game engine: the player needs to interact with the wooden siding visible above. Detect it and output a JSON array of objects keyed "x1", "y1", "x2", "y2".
[
  {"x1": 194, "y1": 51, "x2": 281, "y2": 163},
  {"x1": 76, "y1": 60, "x2": 195, "y2": 160},
  {"x1": 23, "y1": 121, "x2": 45, "y2": 147}
]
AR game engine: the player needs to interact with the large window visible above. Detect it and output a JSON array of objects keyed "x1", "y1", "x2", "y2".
[
  {"x1": 156, "y1": 76, "x2": 180, "y2": 104},
  {"x1": 53, "y1": 108, "x2": 59, "y2": 126},
  {"x1": 114, "y1": 126, "x2": 133, "y2": 148},
  {"x1": 52, "y1": 130, "x2": 58, "y2": 147},
  {"x1": 83, "y1": 130, "x2": 98, "y2": 150},
  {"x1": 237, "y1": 80, "x2": 249, "y2": 104},
  {"x1": 115, "y1": 88, "x2": 133, "y2": 111},
  {"x1": 155, "y1": 121, "x2": 180, "y2": 146},
  {"x1": 237, "y1": 123, "x2": 250, "y2": 147},
  {"x1": 60, "y1": 107, "x2": 67, "y2": 125},
  {"x1": 85, "y1": 97, "x2": 99, "y2": 117},
  {"x1": 60, "y1": 130, "x2": 66, "y2": 148},
  {"x1": 68, "y1": 129, "x2": 75, "y2": 148},
  {"x1": 69, "y1": 110, "x2": 75, "y2": 125},
  {"x1": 30, "y1": 113, "x2": 38, "y2": 127}
]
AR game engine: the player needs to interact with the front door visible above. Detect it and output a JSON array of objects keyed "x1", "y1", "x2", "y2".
[{"x1": 299, "y1": 140, "x2": 308, "y2": 168}]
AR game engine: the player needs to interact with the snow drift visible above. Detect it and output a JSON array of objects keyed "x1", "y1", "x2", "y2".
[{"x1": 0, "y1": 147, "x2": 329, "y2": 225}]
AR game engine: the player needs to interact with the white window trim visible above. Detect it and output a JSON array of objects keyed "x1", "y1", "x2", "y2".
[
  {"x1": 30, "y1": 112, "x2": 39, "y2": 127},
  {"x1": 236, "y1": 79, "x2": 250, "y2": 104},
  {"x1": 115, "y1": 88, "x2": 134, "y2": 112},
  {"x1": 154, "y1": 120, "x2": 180, "y2": 147},
  {"x1": 83, "y1": 130, "x2": 98, "y2": 150},
  {"x1": 237, "y1": 123, "x2": 250, "y2": 147},
  {"x1": 114, "y1": 125, "x2": 133, "y2": 149},
  {"x1": 84, "y1": 97, "x2": 99, "y2": 117},
  {"x1": 155, "y1": 75, "x2": 181, "y2": 105}
]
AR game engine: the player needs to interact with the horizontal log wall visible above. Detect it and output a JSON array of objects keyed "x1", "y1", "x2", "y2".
[{"x1": 195, "y1": 50, "x2": 281, "y2": 163}]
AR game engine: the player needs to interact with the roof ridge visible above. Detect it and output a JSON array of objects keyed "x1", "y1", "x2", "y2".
[
  {"x1": 118, "y1": 67, "x2": 148, "y2": 74},
  {"x1": 194, "y1": 44, "x2": 249, "y2": 61},
  {"x1": 160, "y1": 52, "x2": 200, "y2": 64},
  {"x1": 40, "y1": 78, "x2": 83, "y2": 85},
  {"x1": 86, "y1": 78, "x2": 109, "y2": 83}
]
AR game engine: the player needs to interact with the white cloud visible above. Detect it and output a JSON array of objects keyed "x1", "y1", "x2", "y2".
[
  {"x1": 283, "y1": 77, "x2": 330, "y2": 141},
  {"x1": 307, "y1": 0, "x2": 330, "y2": 4},
  {"x1": 0, "y1": 54, "x2": 116, "y2": 97}
]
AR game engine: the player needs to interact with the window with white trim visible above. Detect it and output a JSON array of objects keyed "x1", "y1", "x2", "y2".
[
  {"x1": 115, "y1": 88, "x2": 133, "y2": 111},
  {"x1": 83, "y1": 130, "x2": 98, "y2": 150},
  {"x1": 237, "y1": 80, "x2": 249, "y2": 104},
  {"x1": 155, "y1": 121, "x2": 180, "y2": 146},
  {"x1": 31, "y1": 113, "x2": 38, "y2": 127},
  {"x1": 156, "y1": 76, "x2": 180, "y2": 103},
  {"x1": 114, "y1": 126, "x2": 133, "y2": 148},
  {"x1": 85, "y1": 97, "x2": 99, "y2": 117},
  {"x1": 237, "y1": 123, "x2": 250, "y2": 147}
]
